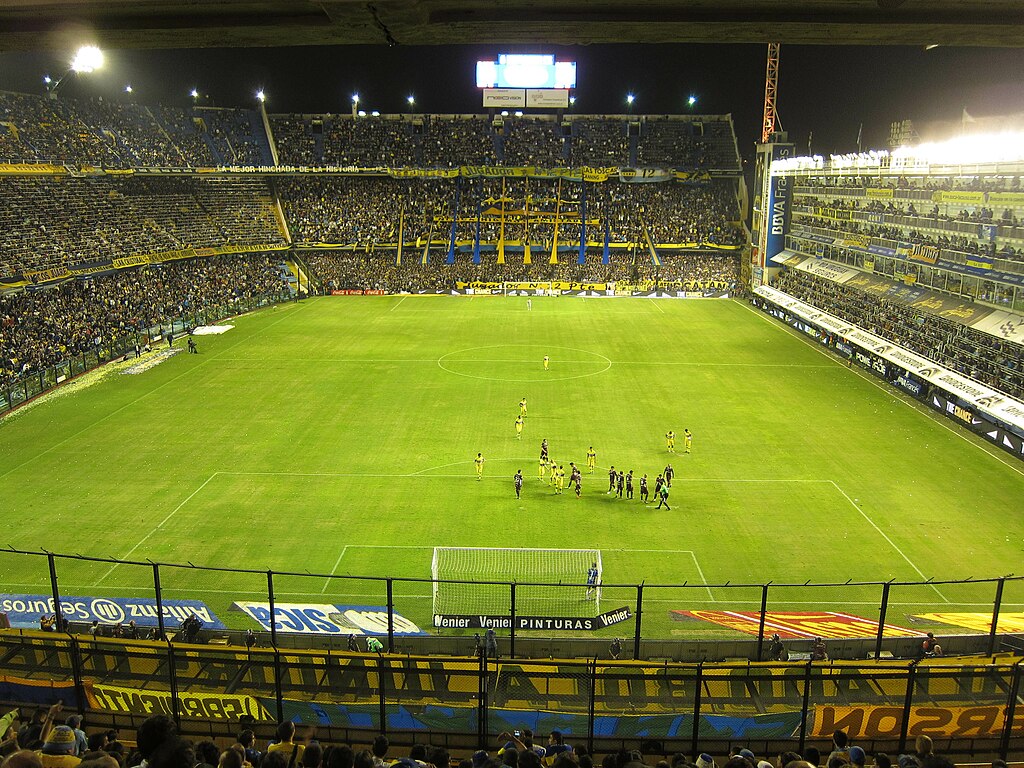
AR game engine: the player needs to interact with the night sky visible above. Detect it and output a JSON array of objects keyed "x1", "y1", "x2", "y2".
[{"x1": 1, "y1": 43, "x2": 1023, "y2": 162}]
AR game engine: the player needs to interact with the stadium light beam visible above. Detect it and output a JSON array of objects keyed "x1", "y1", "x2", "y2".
[
  {"x1": 407, "y1": 95, "x2": 415, "y2": 107},
  {"x1": 48, "y1": 45, "x2": 104, "y2": 95},
  {"x1": 190, "y1": 88, "x2": 199, "y2": 99},
  {"x1": 626, "y1": 93, "x2": 635, "y2": 113},
  {"x1": 569, "y1": 96, "x2": 576, "y2": 106}
]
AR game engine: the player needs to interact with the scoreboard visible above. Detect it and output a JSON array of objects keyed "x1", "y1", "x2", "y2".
[{"x1": 476, "y1": 54, "x2": 575, "y2": 109}]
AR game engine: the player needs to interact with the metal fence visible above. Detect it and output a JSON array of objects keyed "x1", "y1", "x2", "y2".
[{"x1": 0, "y1": 288, "x2": 293, "y2": 414}]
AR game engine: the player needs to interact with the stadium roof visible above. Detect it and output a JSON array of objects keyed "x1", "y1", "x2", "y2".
[{"x1": 2, "y1": 0, "x2": 1023, "y2": 52}]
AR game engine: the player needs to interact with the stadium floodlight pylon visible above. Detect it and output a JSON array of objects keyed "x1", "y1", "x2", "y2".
[{"x1": 432, "y1": 547, "x2": 602, "y2": 617}]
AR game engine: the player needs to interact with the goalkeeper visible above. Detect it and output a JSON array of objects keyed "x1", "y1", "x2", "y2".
[{"x1": 586, "y1": 562, "x2": 599, "y2": 600}]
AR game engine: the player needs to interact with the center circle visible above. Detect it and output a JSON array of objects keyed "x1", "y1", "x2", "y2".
[{"x1": 438, "y1": 344, "x2": 612, "y2": 382}]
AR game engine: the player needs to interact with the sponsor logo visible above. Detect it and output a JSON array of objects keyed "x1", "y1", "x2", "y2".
[
  {"x1": 811, "y1": 704, "x2": 1014, "y2": 739},
  {"x1": 671, "y1": 610, "x2": 924, "y2": 639},
  {"x1": 433, "y1": 607, "x2": 632, "y2": 631},
  {"x1": 0, "y1": 593, "x2": 224, "y2": 629},
  {"x1": 231, "y1": 602, "x2": 425, "y2": 635},
  {"x1": 88, "y1": 683, "x2": 270, "y2": 721},
  {"x1": 913, "y1": 612, "x2": 1024, "y2": 634}
]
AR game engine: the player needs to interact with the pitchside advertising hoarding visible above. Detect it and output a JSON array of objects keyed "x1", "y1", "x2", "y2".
[
  {"x1": 231, "y1": 602, "x2": 426, "y2": 635},
  {"x1": 433, "y1": 606, "x2": 632, "y2": 630},
  {"x1": 0, "y1": 593, "x2": 225, "y2": 629},
  {"x1": 765, "y1": 144, "x2": 795, "y2": 264}
]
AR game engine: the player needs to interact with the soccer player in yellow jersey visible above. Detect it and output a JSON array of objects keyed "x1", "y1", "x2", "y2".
[
  {"x1": 543, "y1": 355, "x2": 549, "y2": 371},
  {"x1": 538, "y1": 457, "x2": 547, "y2": 481},
  {"x1": 475, "y1": 452, "x2": 485, "y2": 480},
  {"x1": 684, "y1": 428, "x2": 692, "y2": 454},
  {"x1": 666, "y1": 430, "x2": 676, "y2": 453},
  {"x1": 586, "y1": 446, "x2": 597, "y2": 473},
  {"x1": 549, "y1": 460, "x2": 558, "y2": 486},
  {"x1": 555, "y1": 465, "x2": 566, "y2": 494},
  {"x1": 519, "y1": 397, "x2": 527, "y2": 417},
  {"x1": 515, "y1": 415, "x2": 524, "y2": 439}
]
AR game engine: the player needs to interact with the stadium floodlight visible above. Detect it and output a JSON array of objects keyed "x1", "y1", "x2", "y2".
[
  {"x1": 357, "y1": 110, "x2": 366, "y2": 117},
  {"x1": 626, "y1": 93, "x2": 635, "y2": 104},
  {"x1": 190, "y1": 88, "x2": 199, "y2": 99},
  {"x1": 47, "y1": 45, "x2": 104, "y2": 95},
  {"x1": 70, "y1": 45, "x2": 104, "y2": 74},
  {"x1": 124, "y1": 84, "x2": 133, "y2": 94},
  {"x1": 569, "y1": 96, "x2": 576, "y2": 106},
  {"x1": 256, "y1": 89, "x2": 266, "y2": 103},
  {"x1": 501, "y1": 110, "x2": 509, "y2": 117},
  {"x1": 893, "y1": 131, "x2": 1024, "y2": 166},
  {"x1": 407, "y1": 95, "x2": 415, "y2": 106},
  {"x1": 352, "y1": 93, "x2": 360, "y2": 105},
  {"x1": 371, "y1": 110, "x2": 380, "y2": 116},
  {"x1": 514, "y1": 110, "x2": 523, "y2": 117},
  {"x1": 687, "y1": 94, "x2": 697, "y2": 108}
]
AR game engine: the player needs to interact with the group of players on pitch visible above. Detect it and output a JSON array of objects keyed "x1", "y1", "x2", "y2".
[{"x1": 484, "y1": 396, "x2": 694, "y2": 506}]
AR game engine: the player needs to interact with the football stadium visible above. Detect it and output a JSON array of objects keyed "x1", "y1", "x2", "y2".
[{"x1": 1, "y1": 4, "x2": 1024, "y2": 767}]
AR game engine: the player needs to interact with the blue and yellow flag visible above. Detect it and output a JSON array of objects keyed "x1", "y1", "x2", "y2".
[
  {"x1": 602, "y1": 219, "x2": 610, "y2": 265},
  {"x1": 643, "y1": 223, "x2": 661, "y2": 267},
  {"x1": 447, "y1": 180, "x2": 461, "y2": 265},
  {"x1": 578, "y1": 180, "x2": 587, "y2": 265}
]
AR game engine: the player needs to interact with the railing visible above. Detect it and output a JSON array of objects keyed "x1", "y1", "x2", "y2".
[{"x1": 0, "y1": 289, "x2": 294, "y2": 415}]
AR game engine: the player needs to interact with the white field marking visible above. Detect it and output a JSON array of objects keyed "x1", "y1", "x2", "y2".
[
  {"x1": 689, "y1": 552, "x2": 715, "y2": 602},
  {"x1": 737, "y1": 299, "x2": 1024, "y2": 479},
  {"x1": 0, "y1": 305, "x2": 306, "y2": 483},
  {"x1": 389, "y1": 296, "x2": 407, "y2": 311},
  {"x1": 91, "y1": 472, "x2": 221, "y2": 586},
  {"x1": 320, "y1": 545, "x2": 349, "y2": 593},
  {"x1": 214, "y1": 358, "x2": 829, "y2": 368},
  {"x1": 828, "y1": 480, "x2": 949, "y2": 604},
  {"x1": 438, "y1": 344, "x2": 612, "y2": 383},
  {"x1": 649, "y1": 298, "x2": 666, "y2": 314},
  {"x1": 4, "y1": 581, "x2": 1017, "y2": 609}
]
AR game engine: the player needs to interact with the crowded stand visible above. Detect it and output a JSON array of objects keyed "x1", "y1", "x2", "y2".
[
  {"x1": 0, "y1": 176, "x2": 285, "y2": 279},
  {"x1": 0, "y1": 255, "x2": 289, "y2": 388},
  {"x1": 569, "y1": 118, "x2": 630, "y2": 167},
  {"x1": 771, "y1": 268, "x2": 1024, "y2": 400}
]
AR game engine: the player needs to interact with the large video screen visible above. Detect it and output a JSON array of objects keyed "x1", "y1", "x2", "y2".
[{"x1": 476, "y1": 54, "x2": 576, "y2": 90}]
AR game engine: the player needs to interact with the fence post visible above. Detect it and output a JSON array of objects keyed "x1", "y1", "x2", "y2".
[
  {"x1": 67, "y1": 634, "x2": 88, "y2": 716},
  {"x1": 268, "y1": 570, "x2": 284, "y2": 723},
  {"x1": 386, "y1": 578, "x2": 395, "y2": 653},
  {"x1": 477, "y1": 647, "x2": 488, "y2": 749},
  {"x1": 690, "y1": 661, "x2": 703, "y2": 759},
  {"x1": 798, "y1": 661, "x2": 813, "y2": 754},
  {"x1": 755, "y1": 584, "x2": 769, "y2": 661},
  {"x1": 378, "y1": 654, "x2": 388, "y2": 735},
  {"x1": 47, "y1": 553, "x2": 64, "y2": 629},
  {"x1": 875, "y1": 582, "x2": 892, "y2": 660},
  {"x1": 633, "y1": 583, "x2": 644, "y2": 660},
  {"x1": 988, "y1": 577, "x2": 1005, "y2": 657},
  {"x1": 166, "y1": 642, "x2": 181, "y2": 726},
  {"x1": 509, "y1": 582, "x2": 516, "y2": 659},
  {"x1": 587, "y1": 657, "x2": 597, "y2": 755},
  {"x1": 898, "y1": 663, "x2": 918, "y2": 754},
  {"x1": 999, "y1": 661, "x2": 1021, "y2": 760},
  {"x1": 152, "y1": 563, "x2": 167, "y2": 640}
]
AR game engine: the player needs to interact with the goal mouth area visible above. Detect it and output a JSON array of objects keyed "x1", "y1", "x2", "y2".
[{"x1": 431, "y1": 547, "x2": 603, "y2": 618}]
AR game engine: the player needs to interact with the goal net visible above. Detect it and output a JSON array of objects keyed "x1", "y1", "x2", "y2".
[{"x1": 432, "y1": 547, "x2": 602, "y2": 617}]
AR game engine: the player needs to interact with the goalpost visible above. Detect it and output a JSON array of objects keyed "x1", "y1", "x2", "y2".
[{"x1": 432, "y1": 547, "x2": 602, "y2": 617}]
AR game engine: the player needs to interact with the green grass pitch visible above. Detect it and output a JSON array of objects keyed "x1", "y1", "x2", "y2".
[{"x1": 1, "y1": 295, "x2": 1023, "y2": 639}]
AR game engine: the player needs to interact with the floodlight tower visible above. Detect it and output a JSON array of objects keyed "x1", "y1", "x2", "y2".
[
  {"x1": 761, "y1": 43, "x2": 780, "y2": 144},
  {"x1": 47, "y1": 45, "x2": 104, "y2": 97}
]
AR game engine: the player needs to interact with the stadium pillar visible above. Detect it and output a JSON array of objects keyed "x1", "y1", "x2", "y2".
[
  {"x1": 632, "y1": 583, "x2": 644, "y2": 660},
  {"x1": 897, "y1": 662, "x2": 918, "y2": 754},
  {"x1": 874, "y1": 581, "x2": 892, "y2": 660},
  {"x1": 587, "y1": 657, "x2": 597, "y2": 754},
  {"x1": 797, "y1": 661, "x2": 812, "y2": 754},
  {"x1": 689, "y1": 661, "x2": 703, "y2": 759},
  {"x1": 988, "y1": 577, "x2": 1005, "y2": 656},
  {"x1": 386, "y1": 578, "x2": 395, "y2": 652},
  {"x1": 152, "y1": 563, "x2": 167, "y2": 640},
  {"x1": 755, "y1": 584, "x2": 769, "y2": 661},
  {"x1": 509, "y1": 582, "x2": 517, "y2": 658},
  {"x1": 377, "y1": 654, "x2": 388, "y2": 735},
  {"x1": 999, "y1": 661, "x2": 1021, "y2": 760},
  {"x1": 46, "y1": 553, "x2": 64, "y2": 630}
]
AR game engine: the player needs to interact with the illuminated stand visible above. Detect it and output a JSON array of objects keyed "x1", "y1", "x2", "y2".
[{"x1": 750, "y1": 135, "x2": 794, "y2": 287}]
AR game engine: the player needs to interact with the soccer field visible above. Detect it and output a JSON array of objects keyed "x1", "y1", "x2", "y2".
[{"x1": 1, "y1": 295, "x2": 1023, "y2": 640}]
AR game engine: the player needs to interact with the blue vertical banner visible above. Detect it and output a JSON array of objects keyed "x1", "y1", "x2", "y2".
[
  {"x1": 447, "y1": 179, "x2": 461, "y2": 265},
  {"x1": 602, "y1": 219, "x2": 610, "y2": 265},
  {"x1": 578, "y1": 181, "x2": 588, "y2": 265},
  {"x1": 764, "y1": 143, "x2": 794, "y2": 264},
  {"x1": 472, "y1": 201, "x2": 482, "y2": 265}
]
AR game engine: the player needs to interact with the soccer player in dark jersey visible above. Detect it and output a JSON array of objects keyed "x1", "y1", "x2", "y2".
[
  {"x1": 607, "y1": 466, "x2": 616, "y2": 494},
  {"x1": 540, "y1": 439, "x2": 549, "y2": 461},
  {"x1": 654, "y1": 474, "x2": 664, "y2": 499},
  {"x1": 664, "y1": 464, "x2": 674, "y2": 487},
  {"x1": 569, "y1": 462, "x2": 581, "y2": 486},
  {"x1": 639, "y1": 474, "x2": 649, "y2": 502},
  {"x1": 575, "y1": 478, "x2": 581, "y2": 499},
  {"x1": 625, "y1": 471, "x2": 634, "y2": 499},
  {"x1": 514, "y1": 470, "x2": 523, "y2": 499},
  {"x1": 616, "y1": 471, "x2": 624, "y2": 498},
  {"x1": 586, "y1": 562, "x2": 599, "y2": 599}
]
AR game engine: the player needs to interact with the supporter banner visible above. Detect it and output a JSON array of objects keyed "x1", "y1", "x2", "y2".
[
  {"x1": 87, "y1": 683, "x2": 271, "y2": 721},
  {"x1": 913, "y1": 612, "x2": 1024, "y2": 634},
  {"x1": 0, "y1": 593, "x2": 224, "y2": 629},
  {"x1": 0, "y1": 675, "x2": 80, "y2": 708},
  {"x1": 969, "y1": 310, "x2": 1024, "y2": 346},
  {"x1": 434, "y1": 607, "x2": 631, "y2": 631},
  {"x1": 671, "y1": 610, "x2": 923, "y2": 639},
  {"x1": 865, "y1": 187, "x2": 894, "y2": 199},
  {"x1": 231, "y1": 602, "x2": 426, "y2": 636},
  {"x1": 0, "y1": 163, "x2": 66, "y2": 176},
  {"x1": 794, "y1": 258, "x2": 859, "y2": 284},
  {"x1": 908, "y1": 244, "x2": 939, "y2": 265},
  {"x1": 965, "y1": 254, "x2": 993, "y2": 273},
  {"x1": 69, "y1": 260, "x2": 114, "y2": 277},
  {"x1": 933, "y1": 190, "x2": 986, "y2": 205},
  {"x1": 811, "y1": 704, "x2": 1019, "y2": 739},
  {"x1": 148, "y1": 248, "x2": 197, "y2": 263},
  {"x1": 988, "y1": 192, "x2": 1024, "y2": 206},
  {"x1": 388, "y1": 168, "x2": 461, "y2": 178},
  {"x1": 618, "y1": 168, "x2": 675, "y2": 183},
  {"x1": 24, "y1": 266, "x2": 71, "y2": 284},
  {"x1": 111, "y1": 254, "x2": 152, "y2": 269},
  {"x1": 673, "y1": 170, "x2": 712, "y2": 183}
]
